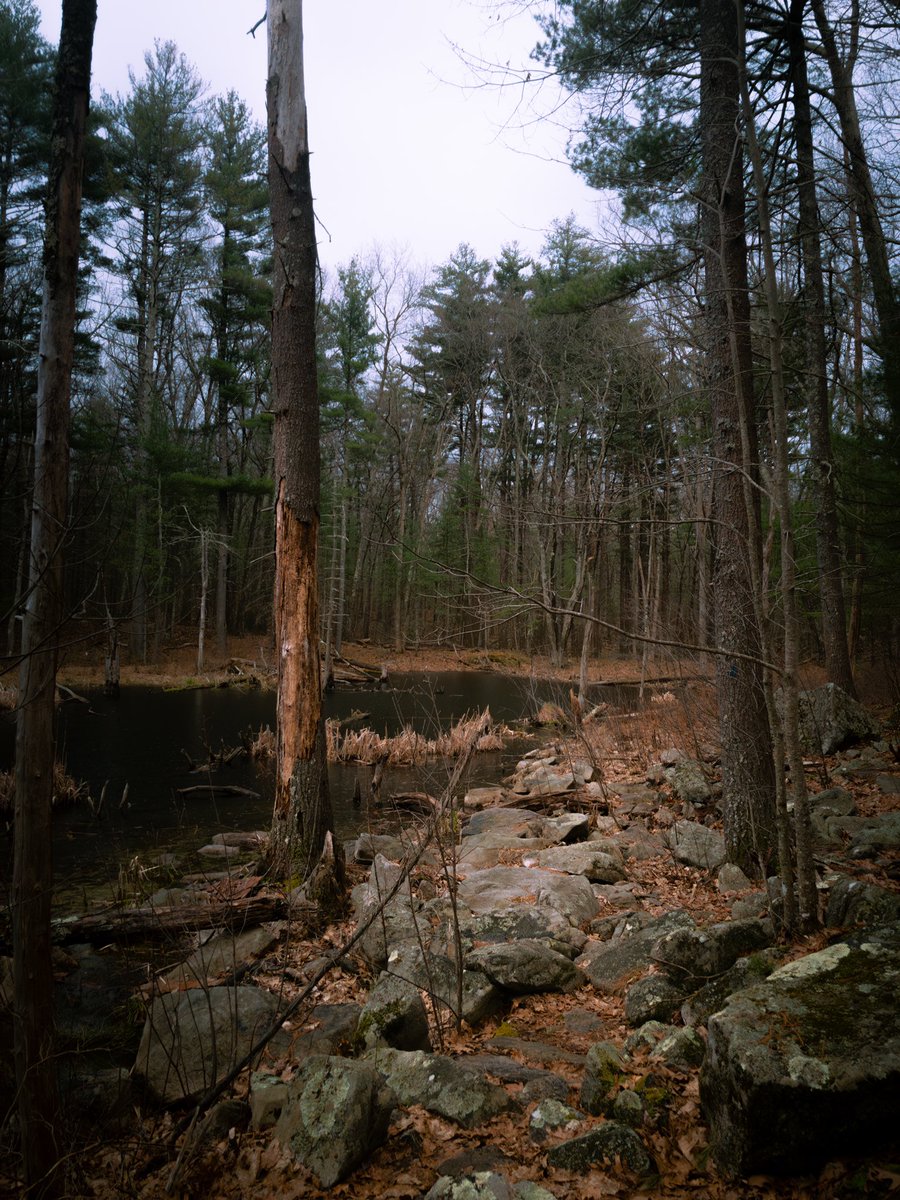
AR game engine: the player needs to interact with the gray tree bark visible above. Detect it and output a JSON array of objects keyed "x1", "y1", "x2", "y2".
[
  {"x1": 701, "y1": 0, "x2": 776, "y2": 875},
  {"x1": 13, "y1": 2, "x2": 96, "y2": 1194}
]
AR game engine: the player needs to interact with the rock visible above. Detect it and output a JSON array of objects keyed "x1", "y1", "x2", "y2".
[
  {"x1": 486, "y1": 1035, "x2": 585, "y2": 1068},
  {"x1": 730, "y1": 892, "x2": 770, "y2": 920},
  {"x1": 197, "y1": 1098, "x2": 250, "y2": 1145},
  {"x1": 825, "y1": 875, "x2": 900, "y2": 927},
  {"x1": 134, "y1": 985, "x2": 280, "y2": 1104},
  {"x1": 425, "y1": 1173, "x2": 514, "y2": 1200},
  {"x1": 664, "y1": 821, "x2": 726, "y2": 870},
  {"x1": 353, "y1": 832, "x2": 407, "y2": 863},
  {"x1": 665, "y1": 759, "x2": 711, "y2": 806},
  {"x1": 717, "y1": 863, "x2": 753, "y2": 894},
  {"x1": 289, "y1": 1002, "x2": 362, "y2": 1057},
  {"x1": 465, "y1": 939, "x2": 586, "y2": 995},
  {"x1": 456, "y1": 1053, "x2": 569, "y2": 1101},
  {"x1": 848, "y1": 812, "x2": 900, "y2": 856},
  {"x1": 547, "y1": 1122, "x2": 655, "y2": 1176},
  {"x1": 793, "y1": 683, "x2": 879, "y2": 755},
  {"x1": 659, "y1": 748, "x2": 684, "y2": 767},
  {"x1": 197, "y1": 843, "x2": 240, "y2": 858},
  {"x1": 211, "y1": 830, "x2": 267, "y2": 849},
  {"x1": 531, "y1": 842, "x2": 627, "y2": 883},
  {"x1": 437, "y1": 1146, "x2": 512, "y2": 1177},
  {"x1": 579, "y1": 1041, "x2": 624, "y2": 1115},
  {"x1": 680, "y1": 952, "x2": 781, "y2": 1027},
  {"x1": 274, "y1": 1055, "x2": 394, "y2": 1187},
  {"x1": 457, "y1": 833, "x2": 550, "y2": 869},
  {"x1": 357, "y1": 971, "x2": 431, "y2": 1051},
  {"x1": 624, "y1": 1021, "x2": 678, "y2": 1055},
  {"x1": 456, "y1": 867, "x2": 599, "y2": 927},
  {"x1": 563, "y1": 1007, "x2": 604, "y2": 1035},
  {"x1": 654, "y1": 1027, "x2": 706, "y2": 1070},
  {"x1": 60, "y1": 1066, "x2": 134, "y2": 1131},
  {"x1": 652, "y1": 918, "x2": 774, "y2": 987},
  {"x1": 448, "y1": 904, "x2": 586, "y2": 953},
  {"x1": 463, "y1": 808, "x2": 544, "y2": 837},
  {"x1": 382, "y1": 944, "x2": 502, "y2": 1026},
  {"x1": 615, "y1": 827, "x2": 666, "y2": 861},
  {"x1": 809, "y1": 787, "x2": 855, "y2": 815},
  {"x1": 160, "y1": 926, "x2": 277, "y2": 989},
  {"x1": 541, "y1": 812, "x2": 590, "y2": 843},
  {"x1": 578, "y1": 910, "x2": 696, "y2": 992},
  {"x1": 520, "y1": 765, "x2": 577, "y2": 794},
  {"x1": 701, "y1": 925, "x2": 900, "y2": 1176},
  {"x1": 611, "y1": 1088, "x2": 644, "y2": 1127},
  {"x1": 250, "y1": 1071, "x2": 288, "y2": 1129},
  {"x1": 624, "y1": 974, "x2": 688, "y2": 1026},
  {"x1": 529, "y1": 1098, "x2": 585, "y2": 1135},
  {"x1": 514, "y1": 1183, "x2": 558, "y2": 1200},
  {"x1": 369, "y1": 1048, "x2": 515, "y2": 1128}
]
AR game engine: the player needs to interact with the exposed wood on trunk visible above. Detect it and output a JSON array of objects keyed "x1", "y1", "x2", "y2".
[{"x1": 267, "y1": 0, "x2": 335, "y2": 884}]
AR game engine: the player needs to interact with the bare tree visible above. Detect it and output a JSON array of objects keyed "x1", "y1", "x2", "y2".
[
  {"x1": 12, "y1": 1, "x2": 96, "y2": 1194},
  {"x1": 266, "y1": 0, "x2": 336, "y2": 882}
]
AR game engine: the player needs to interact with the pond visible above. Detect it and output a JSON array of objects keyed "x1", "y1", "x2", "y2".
[{"x1": 0, "y1": 670, "x2": 639, "y2": 911}]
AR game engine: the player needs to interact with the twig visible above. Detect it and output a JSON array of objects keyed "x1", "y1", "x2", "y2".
[{"x1": 162, "y1": 712, "x2": 490, "y2": 1189}]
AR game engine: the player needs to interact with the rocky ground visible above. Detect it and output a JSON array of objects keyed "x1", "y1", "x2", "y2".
[{"x1": 2, "y1": 682, "x2": 899, "y2": 1199}]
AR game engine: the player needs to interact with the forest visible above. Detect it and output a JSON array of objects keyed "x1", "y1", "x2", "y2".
[
  {"x1": 2, "y1": 0, "x2": 900, "y2": 1196},
  {"x1": 1, "y1": 0, "x2": 896, "y2": 681}
]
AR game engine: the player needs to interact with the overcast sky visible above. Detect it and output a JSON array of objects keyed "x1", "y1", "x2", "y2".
[{"x1": 33, "y1": 0, "x2": 605, "y2": 276}]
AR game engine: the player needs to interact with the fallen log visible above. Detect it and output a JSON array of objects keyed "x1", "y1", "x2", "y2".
[
  {"x1": 377, "y1": 790, "x2": 436, "y2": 815},
  {"x1": 176, "y1": 783, "x2": 260, "y2": 799},
  {"x1": 54, "y1": 894, "x2": 287, "y2": 944}
]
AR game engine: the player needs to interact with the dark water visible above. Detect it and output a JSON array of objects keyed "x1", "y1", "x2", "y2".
[{"x1": 1, "y1": 670, "x2": 635, "y2": 910}]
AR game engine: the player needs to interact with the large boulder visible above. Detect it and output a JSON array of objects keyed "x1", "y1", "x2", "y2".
[
  {"x1": 455, "y1": 867, "x2": 598, "y2": 927},
  {"x1": 465, "y1": 939, "x2": 585, "y2": 995},
  {"x1": 826, "y1": 875, "x2": 900, "y2": 928},
  {"x1": 578, "y1": 910, "x2": 696, "y2": 992},
  {"x1": 357, "y1": 971, "x2": 432, "y2": 1051},
  {"x1": 531, "y1": 842, "x2": 627, "y2": 884},
  {"x1": 134, "y1": 985, "x2": 280, "y2": 1104},
  {"x1": 793, "y1": 683, "x2": 878, "y2": 755},
  {"x1": 274, "y1": 1055, "x2": 394, "y2": 1187},
  {"x1": 664, "y1": 821, "x2": 726, "y2": 870},
  {"x1": 651, "y1": 918, "x2": 774, "y2": 987},
  {"x1": 379, "y1": 943, "x2": 502, "y2": 1027},
  {"x1": 701, "y1": 925, "x2": 900, "y2": 1176},
  {"x1": 546, "y1": 1122, "x2": 654, "y2": 1176}
]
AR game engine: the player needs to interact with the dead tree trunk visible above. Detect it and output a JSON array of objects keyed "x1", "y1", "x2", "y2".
[
  {"x1": 12, "y1": 3, "x2": 96, "y2": 1195},
  {"x1": 267, "y1": 0, "x2": 336, "y2": 884}
]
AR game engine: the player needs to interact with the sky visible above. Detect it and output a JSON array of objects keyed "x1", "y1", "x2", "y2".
[{"x1": 34, "y1": 0, "x2": 607, "y2": 278}]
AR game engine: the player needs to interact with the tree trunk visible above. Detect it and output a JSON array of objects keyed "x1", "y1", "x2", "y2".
[
  {"x1": 13, "y1": 3, "x2": 96, "y2": 1194},
  {"x1": 701, "y1": 0, "x2": 776, "y2": 876},
  {"x1": 788, "y1": 0, "x2": 856, "y2": 699},
  {"x1": 811, "y1": 0, "x2": 900, "y2": 419},
  {"x1": 267, "y1": 0, "x2": 335, "y2": 884}
]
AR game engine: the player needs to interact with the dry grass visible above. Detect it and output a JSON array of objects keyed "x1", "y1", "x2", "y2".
[
  {"x1": 254, "y1": 709, "x2": 514, "y2": 766},
  {"x1": 0, "y1": 762, "x2": 90, "y2": 815},
  {"x1": 576, "y1": 680, "x2": 719, "y2": 774}
]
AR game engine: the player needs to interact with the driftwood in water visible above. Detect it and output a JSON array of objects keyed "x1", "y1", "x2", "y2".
[
  {"x1": 57, "y1": 684, "x2": 90, "y2": 706},
  {"x1": 176, "y1": 783, "x2": 260, "y2": 800},
  {"x1": 55, "y1": 894, "x2": 288, "y2": 945},
  {"x1": 180, "y1": 742, "x2": 248, "y2": 773},
  {"x1": 377, "y1": 790, "x2": 436, "y2": 816}
]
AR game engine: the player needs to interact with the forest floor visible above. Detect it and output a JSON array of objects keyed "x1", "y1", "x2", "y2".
[
  {"x1": 2, "y1": 630, "x2": 898, "y2": 1197},
  {"x1": 19, "y1": 671, "x2": 896, "y2": 1200}
]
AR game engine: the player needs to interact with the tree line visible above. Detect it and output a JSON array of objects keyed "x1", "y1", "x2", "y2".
[{"x1": 2, "y1": 0, "x2": 896, "y2": 686}]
